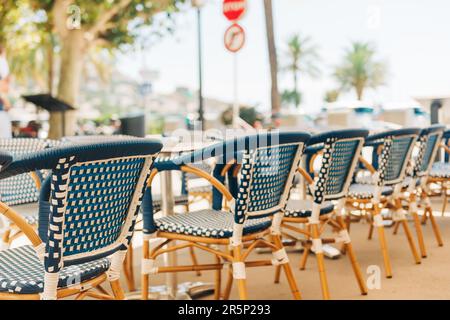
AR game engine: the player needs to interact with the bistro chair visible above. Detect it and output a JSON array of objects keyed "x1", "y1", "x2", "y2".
[
  {"x1": 0, "y1": 138, "x2": 60, "y2": 249},
  {"x1": 346, "y1": 128, "x2": 422, "y2": 278},
  {"x1": 62, "y1": 134, "x2": 193, "y2": 292},
  {"x1": 278, "y1": 129, "x2": 369, "y2": 300},
  {"x1": 427, "y1": 129, "x2": 450, "y2": 216},
  {"x1": 0, "y1": 139, "x2": 162, "y2": 299},
  {"x1": 393, "y1": 125, "x2": 445, "y2": 257},
  {"x1": 141, "y1": 132, "x2": 311, "y2": 300}
]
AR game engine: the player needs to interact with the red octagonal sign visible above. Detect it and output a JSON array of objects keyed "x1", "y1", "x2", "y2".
[{"x1": 223, "y1": 0, "x2": 247, "y2": 22}]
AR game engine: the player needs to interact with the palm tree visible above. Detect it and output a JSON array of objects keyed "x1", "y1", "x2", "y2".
[
  {"x1": 334, "y1": 42, "x2": 387, "y2": 100},
  {"x1": 263, "y1": 0, "x2": 281, "y2": 116},
  {"x1": 282, "y1": 34, "x2": 320, "y2": 108}
]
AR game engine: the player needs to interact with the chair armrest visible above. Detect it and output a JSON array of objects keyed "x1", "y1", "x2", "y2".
[
  {"x1": 358, "y1": 156, "x2": 377, "y2": 174},
  {"x1": 0, "y1": 202, "x2": 42, "y2": 247},
  {"x1": 147, "y1": 166, "x2": 233, "y2": 202},
  {"x1": 297, "y1": 167, "x2": 314, "y2": 185},
  {"x1": 441, "y1": 143, "x2": 450, "y2": 155}
]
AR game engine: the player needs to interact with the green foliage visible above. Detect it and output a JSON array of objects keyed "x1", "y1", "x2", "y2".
[
  {"x1": 333, "y1": 41, "x2": 387, "y2": 100},
  {"x1": 282, "y1": 34, "x2": 320, "y2": 78},
  {"x1": 281, "y1": 34, "x2": 320, "y2": 108},
  {"x1": 281, "y1": 89, "x2": 301, "y2": 107},
  {"x1": 324, "y1": 89, "x2": 340, "y2": 103},
  {"x1": 221, "y1": 106, "x2": 260, "y2": 126}
]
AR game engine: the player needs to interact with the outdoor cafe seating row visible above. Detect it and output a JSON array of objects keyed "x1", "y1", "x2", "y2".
[{"x1": 0, "y1": 125, "x2": 448, "y2": 300}]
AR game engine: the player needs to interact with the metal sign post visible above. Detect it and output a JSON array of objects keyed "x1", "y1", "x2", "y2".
[{"x1": 224, "y1": 22, "x2": 246, "y2": 128}]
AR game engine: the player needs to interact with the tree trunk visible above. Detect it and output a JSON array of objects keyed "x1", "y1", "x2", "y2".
[
  {"x1": 263, "y1": 0, "x2": 281, "y2": 116},
  {"x1": 49, "y1": 29, "x2": 85, "y2": 139},
  {"x1": 356, "y1": 85, "x2": 364, "y2": 101},
  {"x1": 294, "y1": 71, "x2": 299, "y2": 108}
]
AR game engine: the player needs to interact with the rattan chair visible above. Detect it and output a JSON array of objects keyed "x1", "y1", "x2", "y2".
[
  {"x1": 0, "y1": 138, "x2": 60, "y2": 248},
  {"x1": 427, "y1": 129, "x2": 450, "y2": 216},
  {"x1": 141, "y1": 132, "x2": 310, "y2": 300},
  {"x1": 278, "y1": 129, "x2": 369, "y2": 299},
  {"x1": 393, "y1": 125, "x2": 446, "y2": 257},
  {"x1": 0, "y1": 139, "x2": 162, "y2": 299},
  {"x1": 346, "y1": 128, "x2": 422, "y2": 278}
]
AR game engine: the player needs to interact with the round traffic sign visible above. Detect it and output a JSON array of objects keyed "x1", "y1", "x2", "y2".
[
  {"x1": 223, "y1": 0, "x2": 247, "y2": 22},
  {"x1": 224, "y1": 23, "x2": 245, "y2": 53}
]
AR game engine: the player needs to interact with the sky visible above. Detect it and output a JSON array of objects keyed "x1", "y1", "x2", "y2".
[{"x1": 117, "y1": 0, "x2": 450, "y2": 113}]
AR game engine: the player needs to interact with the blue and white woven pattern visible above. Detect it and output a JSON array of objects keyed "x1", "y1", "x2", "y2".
[
  {"x1": 0, "y1": 138, "x2": 57, "y2": 206},
  {"x1": 430, "y1": 162, "x2": 450, "y2": 179},
  {"x1": 311, "y1": 138, "x2": 364, "y2": 203},
  {"x1": 0, "y1": 245, "x2": 110, "y2": 294},
  {"x1": 284, "y1": 199, "x2": 334, "y2": 218},
  {"x1": 155, "y1": 209, "x2": 271, "y2": 238},
  {"x1": 383, "y1": 135, "x2": 416, "y2": 185},
  {"x1": 417, "y1": 131, "x2": 442, "y2": 176},
  {"x1": 45, "y1": 155, "x2": 153, "y2": 272},
  {"x1": 348, "y1": 183, "x2": 394, "y2": 199},
  {"x1": 234, "y1": 143, "x2": 303, "y2": 223}
]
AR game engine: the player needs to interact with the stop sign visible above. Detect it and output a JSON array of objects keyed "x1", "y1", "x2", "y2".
[{"x1": 223, "y1": 0, "x2": 247, "y2": 22}]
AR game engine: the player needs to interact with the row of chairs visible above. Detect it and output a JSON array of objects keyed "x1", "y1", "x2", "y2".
[
  {"x1": 139, "y1": 125, "x2": 449, "y2": 300},
  {"x1": 0, "y1": 126, "x2": 448, "y2": 300}
]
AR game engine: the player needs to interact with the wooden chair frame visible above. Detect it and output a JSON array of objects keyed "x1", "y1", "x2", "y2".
[
  {"x1": 346, "y1": 151, "x2": 421, "y2": 279},
  {"x1": 1, "y1": 171, "x2": 42, "y2": 248},
  {"x1": 122, "y1": 161, "x2": 240, "y2": 292},
  {"x1": 0, "y1": 201, "x2": 124, "y2": 300},
  {"x1": 276, "y1": 167, "x2": 368, "y2": 300},
  {"x1": 426, "y1": 142, "x2": 450, "y2": 217},
  {"x1": 141, "y1": 164, "x2": 302, "y2": 300}
]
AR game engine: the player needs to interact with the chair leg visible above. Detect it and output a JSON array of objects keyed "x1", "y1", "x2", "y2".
[
  {"x1": 340, "y1": 214, "x2": 351, "y2": 254},
  {"x1": 123, "y1": 244, "x2": 136, "y2": 292},
  {"x1": 299, "y1": 224, "x2": 311, "y2": 268},
  {"x1": 442, "y1": 187, "x2": 448, "y2": 216},
  {"x1": 141, "y1": 238, "x2": 150, "y2": 300},
  {"x1": 110, "y1": 279, "x2": 125, "y2": 300},
  {"x1": 428, "y1": 207, "x2": 444, "y2": 246},
  {"x1": 232, "y1": 245, "x2": 248, "y2": 300},
  {"x1": 373, "y1": 208, "x2": 393, "y2": 278},
  {"x1": 272, "y1": 235, "x2": 302, "y2": 300},
  {"x1": 336, "y1": 216, "x2": 368, "y2": 295},
  {"x1": 189, "y1": 247, "x2": 202, "y2": 276},
  {"x1": 299, "y1": 245, "x2": 310, "y2": 270},
  {"x1": 421, "y1": 208, "x2": 428, "y2": 225},
  {"x1": 274, "y1": 265, "x2": 281, "y2": 283},
  {"x1": 311, "y1": 223, "x2": 330, "y2": 300},
  {"x1": 393, "y1": 221, "x2": 400, "y2": 235},
  {"x1": 368, "y1": 223, "x2": 374, "y2": 239},
  {"x1": 411, "y1": 211, "x2": 427, "y2": 258},
  {"x1": 214, "y1": 254, "x2": 222, "y2": 300},
  {"x1": 222, "y1": 264, "x2": 233, "y2": 300},
  {"x1": 401, "y1": 219, "x2": 421, "y2": 264}
]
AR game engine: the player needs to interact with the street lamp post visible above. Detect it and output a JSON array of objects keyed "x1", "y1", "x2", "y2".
[{"x1": 192, "y1": 0, "x2": 205, "y2": 131}]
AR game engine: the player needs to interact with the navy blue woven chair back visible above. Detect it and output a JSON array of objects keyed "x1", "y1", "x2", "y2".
[
  {"x1": 233, "y1": 132, "x2": 310, "y2": 223},
  {"x1": 444, "y1": 129, "x2": 450, "y2": 163},
  {"x1": 365, "y1": 128, "x2": 420, "y2": 186},
  {"x1": 415, "y1": 125, "x2": 445, "y2": 176},
  {"x1": 4, "y1": 140, "x2": 164, "y2": 272},
  {"x1": 0, "y1": 138, "x2": 59, "y2": 206},
  {"x1": 307, "y1": 129, "x2": 368, "y2": 203}
]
